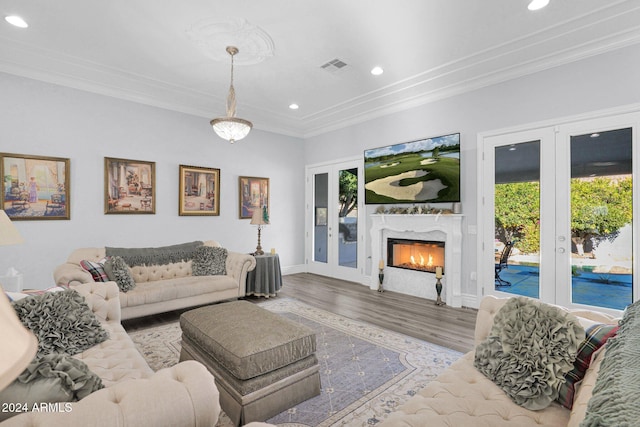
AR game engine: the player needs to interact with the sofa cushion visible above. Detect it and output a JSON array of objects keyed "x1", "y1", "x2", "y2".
[
  {"x1": 129, "y1": 261, "x2": 192, "y2": 283},
  {"x1": 73, "y1": 321, "x2": 154, "y2": 386},
  {"x1": 104, "y1": 255, "x2": 136, "y2": 292},
  {"x1": 118, "y1": 275, "x2": 237, "y2": 309},
  {"x1": 12, "y1": 289, "x2": 109, "y2": 358},
  {"x1": 567, "y1": 347, "x2": 607, "y2": 427},
  {"x1": 192, "y1": 246, "x2": 227, "y2": 276},
  {"x1": 80, "y1": 258, "x2": 109, "y2": 282},
  {"x1": 556, "y1": 323, "x2": 618, "y2": 409},
  {"x1": 381, "y1": 352, "x2": 571, "y2": 427},
  {"x1": 474, "y1": 297, "x2": 584, "y2": 410}
]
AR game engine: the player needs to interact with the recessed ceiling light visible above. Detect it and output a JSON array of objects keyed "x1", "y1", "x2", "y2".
[
  {"x1": 5, "y1": 15, "x2": 28, "y2": 28},
  {"x1": 289, "y1": 103, "x2": 299, "y2": 110},
  {"x1": 528, "y1": 0, "x2": 549, "y2": 11},
  {"x1": 590, "y1": 133, "x2": 600, "y2": 138},
  {"x1": 370, "y1": 66, "x2": 384, "y2": 76}
]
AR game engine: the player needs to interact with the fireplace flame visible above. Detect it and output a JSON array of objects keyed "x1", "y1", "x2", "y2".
[{"x1": 409, "y1": 253, "x2": 434, "y2": 267}]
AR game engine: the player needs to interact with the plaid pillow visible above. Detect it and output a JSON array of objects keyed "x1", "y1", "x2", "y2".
[
  {"x1": 79, "y1": 258, "x2": 110, "y2": 282},
  {"x1": 5, "y1": 286, "x2": 66, "y2": 302},
  {"x1": 556, "y1": 323, "x2": 619, "y2": 409}
]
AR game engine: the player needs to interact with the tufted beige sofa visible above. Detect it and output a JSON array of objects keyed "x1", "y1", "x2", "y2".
[
  {"x1": 379, "y1": 295, "x2": 619, "y2": 427},
  {"x1": 53, "y1": 241, "x2": 256, "y2": 320},
  {"x1": 1, "y1": 281, "x2": 220, "y2": 427}
]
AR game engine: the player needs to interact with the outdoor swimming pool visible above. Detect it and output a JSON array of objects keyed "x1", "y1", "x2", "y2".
[{"x1": 496, "y1": 265, "x2": 632, "y2": 310}]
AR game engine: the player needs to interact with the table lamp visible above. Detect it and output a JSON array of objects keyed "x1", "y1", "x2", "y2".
[
  {"x1": 250, "y1": 206, "x2": 269, "y2": 255},
  {"x1": 0, "y1": 210, "x2": 37, "y2": 391},
  {"x1": 0, "y1": 210, "x2": 24, "y2": 246}
]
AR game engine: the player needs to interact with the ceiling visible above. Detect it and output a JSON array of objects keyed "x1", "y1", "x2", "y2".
[{"x1": 1, "y1": 0, "x2": 639, "y2": 138}]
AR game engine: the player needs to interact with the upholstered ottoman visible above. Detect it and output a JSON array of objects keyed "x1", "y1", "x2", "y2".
[{"x1": 179, "y1": 300, "x2": 321, "y2": 426}]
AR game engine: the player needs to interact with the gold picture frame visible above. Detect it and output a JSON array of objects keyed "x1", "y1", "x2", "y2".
[
  {"x1": 104, "y1": 157, "x2": 155, "y2": 214},
  {"x1": 239, "y1": 176, "x2": 269, "y2": 219},
  {"x1": 1, "y1": 152, "x2": 70, "y2": 220},
  {"x1": 179, "y1": 165, "x2": 220, "y2": 216}
]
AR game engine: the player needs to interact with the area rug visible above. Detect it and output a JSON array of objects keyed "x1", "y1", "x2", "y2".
[{"x1": 128, "y1": 298, "x2": 462, "y2": 426}]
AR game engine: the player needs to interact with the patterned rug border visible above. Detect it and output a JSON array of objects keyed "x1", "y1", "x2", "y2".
[{"x1": 129, "y1": 298, "x2": 462, "y2": 426}]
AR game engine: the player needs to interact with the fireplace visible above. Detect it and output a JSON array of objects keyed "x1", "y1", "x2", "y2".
[
  {"x1": 370, "y1": 214, "x2": 463, "y2": 307},
  {"x1": 387, "y1": 238, "x2": 445, "y2": 274}
]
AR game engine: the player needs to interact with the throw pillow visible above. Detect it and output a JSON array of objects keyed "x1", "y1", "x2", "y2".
[
  {"x1": 5, "y1": 286, "x2": 66, "y2": 302},
  {"x1": 104, "y1": 255, "x2": 136, "y2": 292},
  {"x1": 79, "y1": 257, "x2": 110, "y2": 282},
  {"x1": 474, "y1": 297, "x2": 584, "y2": 410},
  {"x1": 0, "y1": 353, "x2": 103, "y2": 422},
  {"x1": 556, "y1": 323, "x2": 619, "y2": 409},
  {"x1": 12, "y1": 289, "x2": 109, "y2": 358},
  {"x1": 192, "y1": 246, "x2": 227, "y2": 276}
]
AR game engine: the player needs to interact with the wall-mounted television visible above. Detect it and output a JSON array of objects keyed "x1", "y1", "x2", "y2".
[{"x1": 364, "y1": 132, "x2": 460, "y2": 204}]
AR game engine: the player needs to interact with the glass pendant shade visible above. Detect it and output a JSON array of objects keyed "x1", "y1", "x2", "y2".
[
  {"x1": 211, "y1": 46, "x2": 252, "y2": 143},
  {"x1": 211, "y1": 117, "x2": 252, "y2": 144}
]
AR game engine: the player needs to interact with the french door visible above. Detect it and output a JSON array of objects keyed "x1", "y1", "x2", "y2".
[
  {"x1": 306, "y1": 159, "x2": 363, "y2": 282},
  {"x1": 481, "y1": 112, "x2": 639, "y2": 313}
]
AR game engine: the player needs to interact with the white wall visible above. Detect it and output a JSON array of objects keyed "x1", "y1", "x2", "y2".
[
  {"x1": 304, "y1": 43, "x2": 640, "y2": 304},
  {"x1": 1, "y1": 73, "x2": 305, "y2": 289},
  {"x1": 4, "y1": 43, "x2": 639, "y2": 296}
]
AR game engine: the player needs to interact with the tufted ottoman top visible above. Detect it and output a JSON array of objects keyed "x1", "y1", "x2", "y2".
[{"x1": 180, "y1": 300, "x2": 316, "y2": 380}]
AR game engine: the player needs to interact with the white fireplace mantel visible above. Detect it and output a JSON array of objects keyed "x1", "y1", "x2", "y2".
[{"x1": 370, "y1": 214, "x2": 463, "y2": 307}]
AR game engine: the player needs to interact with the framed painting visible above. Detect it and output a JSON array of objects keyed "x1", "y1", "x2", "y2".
[
  {"x1": 179, "y1": 165, "x2": 220, "y2": 216},
  {"x1": 1, "y1": 152, "x2": 70, "y2": 220},
  {"x1": 104, "y1": 157, "x2": 155, "y2": 214},
  {"x1": 239, "y1": 176, "x2": 269, "y2": 219}
]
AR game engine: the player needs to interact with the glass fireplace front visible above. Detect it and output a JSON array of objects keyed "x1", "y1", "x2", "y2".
[{"x1": 387, "y1": 238, "x2": 445, "y2": 274}]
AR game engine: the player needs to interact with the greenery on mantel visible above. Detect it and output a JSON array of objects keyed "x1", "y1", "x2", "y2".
[{"x1": 373, "y1": 205, "x2": 456, "y2": 215}]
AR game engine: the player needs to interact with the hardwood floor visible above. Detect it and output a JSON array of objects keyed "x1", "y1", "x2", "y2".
[
  {"x1": 274, "y1": 273, "x2": 477, "y2": 353},
  {"x1": 124, "y1": 273, "x2": 478, "y2": 353}
]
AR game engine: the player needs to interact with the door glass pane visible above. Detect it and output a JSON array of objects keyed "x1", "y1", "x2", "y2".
[
  {"x1": 314, "y1": 173, "x2": 328, "y2": 263},
  {"x1": 338, "y1": 168, "x2": 358, "y2": 268},
  {"x1": 494, "y1": 140, "x2": 541, "y2": 298},
  {"x1": 570, "y1": 128, "x2": 633, "y2": 310}
]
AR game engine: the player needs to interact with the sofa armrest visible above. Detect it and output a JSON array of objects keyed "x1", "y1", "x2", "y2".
[
  {"x1": 0, "y1": 361, "x2": 220, "y2": 427},
  {"x1": 70, "y1": 281, "x2": 121, "y2": 325},
  {"x1": 226, "y1": 251, "x2": 257, "y2": 297},
  {"x1": 54, "y1": 262, "x2": 94, "y2": 287}
]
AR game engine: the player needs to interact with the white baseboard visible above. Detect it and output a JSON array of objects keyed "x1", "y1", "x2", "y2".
[
  {"x1": 281, "y1": 264, "x2": 306, "y2": 275},
  {"x1": 461, "y1": 293, "x2": 480, "y2": 309}
]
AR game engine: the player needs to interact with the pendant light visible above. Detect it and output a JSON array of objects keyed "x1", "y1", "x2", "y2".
[{"x1": 210, "y1": 46, "x2": 253, "y2": 143}]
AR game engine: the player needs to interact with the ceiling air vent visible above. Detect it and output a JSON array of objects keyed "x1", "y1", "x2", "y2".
[{"x1": 320, "y1": 58, "x2": 348, "y2": 73}]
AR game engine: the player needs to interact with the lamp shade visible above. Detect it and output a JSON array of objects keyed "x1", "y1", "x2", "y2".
[
  {"x1": 0, "y1": 210, "x2": 24, "y2": 246},
  {"x1": 250, "y1": 206, "x2": 269, "y2": 225},
  {"x1": 0, "y1": 286, "x2": 37, "y2": 390}
]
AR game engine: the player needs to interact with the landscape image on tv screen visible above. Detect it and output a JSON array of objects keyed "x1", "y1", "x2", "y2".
[{"x1": 364, "y1": 133, "x2": 460, "y2": 204}]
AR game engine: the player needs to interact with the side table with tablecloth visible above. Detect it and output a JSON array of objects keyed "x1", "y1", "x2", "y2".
[{"x1": 246, "y1": 253, "x2": 282, "y2": 297}]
